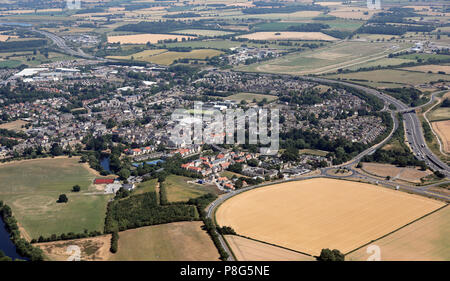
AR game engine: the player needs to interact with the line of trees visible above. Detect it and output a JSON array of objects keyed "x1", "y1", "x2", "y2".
[
  {"x1": 0, "y1": 39, "x2": 47, "y2": 51},
  {"x1": 110, "y1": 232, "x2": 119, "y2": 253},
  {"x1": 31, "y1": 230, "x2": 103, "y2": 244},
  {"x1": 362, "y1": 114, "x2": 427, "y2": 169},
  {"x1": 187, "y1": 193, "x2": 230, "y2": 261},
  {"x1": 384, "y1": 88, "x2": 428, "y2": 107},
  {"x1": 104, "y1": 192, "x2": 197, "y2": 233}
]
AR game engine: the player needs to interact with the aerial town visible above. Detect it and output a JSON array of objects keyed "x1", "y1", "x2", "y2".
[{"x1": 0, "y1": 0, "x2": 449, "y2": 269}]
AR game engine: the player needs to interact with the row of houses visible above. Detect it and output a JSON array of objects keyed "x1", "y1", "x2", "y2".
[
  {"x1": 180, "y1": 151, "x2": 256, "y2": 177},
  {"x1": 124, "y1": 146, "x2": 155, "y2": 156}
]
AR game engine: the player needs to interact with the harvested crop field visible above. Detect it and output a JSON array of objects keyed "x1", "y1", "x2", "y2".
[
  {"x1": 107, "y1": 33, "x2": 195, "y2": 44},
  {"x1": 361, "y1": 162, "x2": 432, "y2": 183},
  {"x1": 216, "y1": 178, "x2": 445, "y2": 256},
  {"x1": 348, "y1": 205, "x2": 450, "y2": 261},
  {"x1": 238, "y1": 32, "x2": 337, "y2": 41},
  {"x1": 37, "y1": 235, "x2": 112, "y2": 261},
  {"x1": 172, "y1": 29, "x2": 234, "y2": 36},
  {"x1": 225, "y1": 235, "x2": 315, "y2": 261},
  {"x1": 432, "y1": 120, "x2": 450, "y2": 154},
  {"x1": 0, "y1": 34, "x2": 12, "y2": 42},
  {"x1": 225, "y1": 92, "x2": 277, "y2": 103},
  {"x1": 329, "y1": 7, "x2": 379, "y2": 20},
  {"x1": 146, "y1": 49, "x2": 223, "y2": 65},
  {"x1": 109, "y1": 221, "x2": 219, "y2": 261}
]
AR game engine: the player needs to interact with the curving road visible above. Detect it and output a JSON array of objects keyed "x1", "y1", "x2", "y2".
[
  {"x1": 207, "y1": 78, "x2": 450, "y2": 260},
  {"x1": 33, "y1": 29, "x2": 108, "y2": 61},
  {"x1": 304, "y1": 77, "x2": 449, "y2": 176}
]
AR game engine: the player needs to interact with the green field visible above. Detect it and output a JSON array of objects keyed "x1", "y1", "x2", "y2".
[
  {"x1": 171, "y1": 29, "x2": 234, "y2": 37},
  {"x1": 108, "y1": 221, "x2": 219, "y2": 261},
  {"x1": 163, "y1": 175, "x2": 217, "y2": 203},
  {"x1": 0, "y1": 59, "x2": 21, "y2": 68},
  {"x1": 108, "y1": 48, "x2": 222, "y2": 65},
  {"x1": 0, "y1": 157, "x2": 111, "y2": 239},
  {"x1": 134, "y1": 178, "x2": 158, "y2": 195},
  {"x1": 327, "y1": 69, "x2": 449, "y2": 87},
  {"x1": 225, "y1": 92, "x2": 278, "y2": 103},
  {"x1": 299, "y1": 149, "x2": 329, "y2": 157},
  {"x1": 397, "y1": 53, "x2": 450, "y2": 62},
  {"x1": 239, "y1": 41, "x2": 412, "y2": 75},
  {"x1": 344, "y1": 57, "x2": 414, "y2": 71},
  {"x1": 157, "y1": 39, "x2": 296, "y2": 51}
]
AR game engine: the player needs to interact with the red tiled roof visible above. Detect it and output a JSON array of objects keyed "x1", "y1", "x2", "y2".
[
  {"x1": 188, "y1": 166, "x2": 201, "y2": 172},
  {"x1": 94, "y1": 178, "x2": 115, "y2": 184}
]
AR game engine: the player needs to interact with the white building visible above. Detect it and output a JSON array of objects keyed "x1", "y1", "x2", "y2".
[{"x1": 367, "y1": 0, "x2": 381, "y2": 10}]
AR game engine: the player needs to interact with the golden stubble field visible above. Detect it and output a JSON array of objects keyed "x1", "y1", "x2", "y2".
[
  {"x1": 0, "y1": 34, "x2": 12, "y2": 42},
  {"x1": 432, "y1": 120, "x2": 450, "y2": 154},
  {"x1": 225, "y1": 235, "x2": 315, "y2": 261},
  {"x1": 216, "y1": 178, "x2": 445, "y2": 256}
]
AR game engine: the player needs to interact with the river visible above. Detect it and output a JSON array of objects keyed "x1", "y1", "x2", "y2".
[{"x1": 0, "y1": 217, "x2": 27, "y2": 260}]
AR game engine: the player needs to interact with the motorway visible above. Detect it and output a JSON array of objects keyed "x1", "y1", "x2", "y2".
[{"x1": 33, "y1": 29, "x2": 104, "y2": 61}]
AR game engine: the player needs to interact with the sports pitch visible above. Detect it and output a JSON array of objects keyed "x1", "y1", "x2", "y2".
[{"x1": 0, "y1": 157, "x2": 111, "y2": 239}]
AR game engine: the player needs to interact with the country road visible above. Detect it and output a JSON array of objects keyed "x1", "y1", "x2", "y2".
[{"x1": 304, "y1": 77, "x2": 449, "y2": 176}]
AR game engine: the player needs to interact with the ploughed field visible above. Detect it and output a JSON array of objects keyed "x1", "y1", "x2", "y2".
[{"x1": 216, "y1": 178, "x2": 445, "y2": 256}]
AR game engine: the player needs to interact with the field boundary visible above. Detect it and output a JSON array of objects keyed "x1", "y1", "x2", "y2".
[
  {"x1": 214, "y1": 177, "x2": 448, "y2": 259},
  {"x1": 344, "y1": 204, "x2": 449, "y2": 256},
  {"x1": 226, "y1": 234, "x2": 315, "y2": 258}
]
